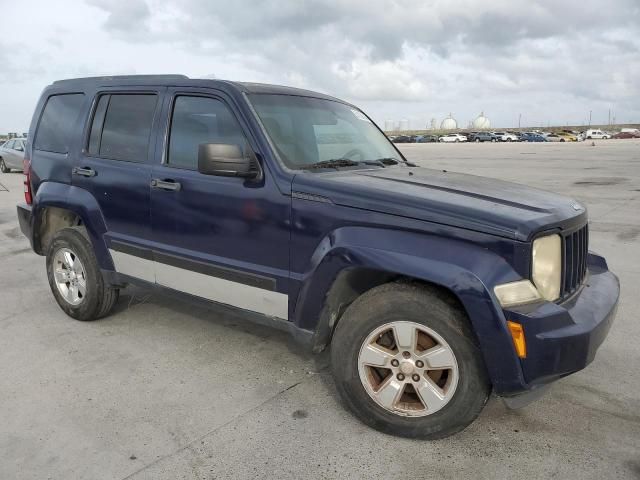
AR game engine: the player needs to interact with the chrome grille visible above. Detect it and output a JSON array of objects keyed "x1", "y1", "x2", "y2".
[{"x1": 562, "y1": 224, "x2": 589, "y2": 296}]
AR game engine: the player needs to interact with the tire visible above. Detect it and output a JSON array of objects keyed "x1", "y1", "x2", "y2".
[
  {"x1": 0, "y1": 158, "x2": 9, "y2": 173},
  {"x1": 507, "y1": 138, "x2": 512, "y2": 142},
  {"x1": 455, "y1": 139, "x2": 460, "y2": 143},
  {"x1": 475, "y1": 138, "x2": 480, "y2": 142},
  {"x1": 491, "y1": 138, "x2": 496, "y2": 142},
  {"x1": 46, "y1": 227, "x2": 119, "y2": 321},
  {"x1": 330, "y1": 282, "x2": 490, "y2": 439}
]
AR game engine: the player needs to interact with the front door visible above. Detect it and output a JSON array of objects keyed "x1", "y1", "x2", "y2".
[{"x1": 149, "y1": 90, "x2": 290, "y2": 319}]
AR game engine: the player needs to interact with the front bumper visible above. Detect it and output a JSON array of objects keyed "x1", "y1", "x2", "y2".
[{"x1": 502, "y1": 252, "x2": 619, "y2": 393}]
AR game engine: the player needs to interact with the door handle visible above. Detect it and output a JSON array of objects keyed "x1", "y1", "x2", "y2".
[
  {"x1": 151, "y1": 178, "x2": 181, "y2": 191},
  {"x1": 72, "y1": 166, "x2": 96, "y2": 177}
]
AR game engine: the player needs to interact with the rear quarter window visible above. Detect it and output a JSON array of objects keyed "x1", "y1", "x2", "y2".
[{"x1": 34, "y1": 94, "x2": 85, "y2": 154}]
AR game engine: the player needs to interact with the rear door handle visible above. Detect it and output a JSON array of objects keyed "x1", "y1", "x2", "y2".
[
  {"x1": 151, "y1": 178, "x2": 181, "y2": 191},
  {"x1": 72, "y1": 166, "x2": 96, "y2": 177}
]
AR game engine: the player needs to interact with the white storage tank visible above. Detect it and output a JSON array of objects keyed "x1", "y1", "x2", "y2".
[
  {"x1": 473, "y1": 112, "x2": 491, "y2": 129},
  {"x1": 440, "y1": 114, "x2": 457, "y2": 130}
]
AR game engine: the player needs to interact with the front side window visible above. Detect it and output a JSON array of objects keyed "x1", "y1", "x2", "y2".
[
  {"x1": 90, "y1": 94, "x2": 157, "y2": 162},
  {"x1": 249, "y1": 94, "x2": 400, "y2": 170},
  {"x1": 34, "y1": 93, "x2": 85, "y2": 154},
  {"x1": 167, "y1": 96, "x2": 248, "y2": 169}
]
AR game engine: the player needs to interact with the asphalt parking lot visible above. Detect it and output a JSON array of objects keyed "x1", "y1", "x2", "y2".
[{"x1": 1, "y1": 140, "x2": 639, "y2": 479}]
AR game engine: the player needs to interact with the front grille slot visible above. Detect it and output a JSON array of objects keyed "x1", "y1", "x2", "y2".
[{"x1": 562, "y1": 224, "x2": 589, "y2": 296}]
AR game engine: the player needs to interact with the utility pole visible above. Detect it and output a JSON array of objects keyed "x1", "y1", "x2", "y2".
[
  {"x1": 518, "y1": 113, "x2": 521, "y2": 129},
  {"x1": 589, "y1": 110, "x2": 592, "y2": 126},
  {"x1": 608, "y1": 109, "x2": 611, "y2": 126}
]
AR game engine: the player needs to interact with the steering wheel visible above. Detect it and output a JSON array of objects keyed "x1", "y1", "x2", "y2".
[{"x1": 342, "y1": 148, "x2": 366, "y2": 161}]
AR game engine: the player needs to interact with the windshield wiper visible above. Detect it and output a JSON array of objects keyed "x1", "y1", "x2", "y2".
[
  {"x1": 373, "y1": 157, "x2": 417, "y2": 167},
  {"x1": 303, "y1": 158, "x2": 393, "y2": 170},
  {"x1": 303, "y1": 158, "x2": 363, "y2": 170},
  {"x1": 371, "y1": 157, "x2": 401, "y2": 165}
]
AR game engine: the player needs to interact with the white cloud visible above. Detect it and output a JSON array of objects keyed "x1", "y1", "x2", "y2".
[{"x1": 0, "y1": 0, "x2": 638, "y2": 132}]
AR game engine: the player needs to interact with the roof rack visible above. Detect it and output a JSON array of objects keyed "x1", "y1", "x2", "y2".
[{"x1": 53, "y1": 74, "x2": 189, "y2": 84}]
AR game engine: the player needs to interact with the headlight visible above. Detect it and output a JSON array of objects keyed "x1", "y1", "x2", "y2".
[
  {"x1": 532, "y1": 234, "x2": 562, "y2": 301},
  {"x1": 494, "y1": 233, "x2": 562, "y2": 307}
]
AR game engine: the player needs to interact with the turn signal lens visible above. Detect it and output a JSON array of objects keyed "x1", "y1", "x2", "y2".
[
  {"x1": 507, "y1": 321, "x2": 527, "y2": 358},
  {"x1": 494, "y1": 280, "x2": 541, "y2": 307}
]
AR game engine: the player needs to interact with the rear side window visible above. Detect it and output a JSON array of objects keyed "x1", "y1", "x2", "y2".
[
  {"x1": 89, "y1": 94, "x2": 157, "y2": 162},
  {"x1": 34, "y1": 94, "x2": 85, "y2": 154},
  {"x1": 167, "y1": 96, "x2": 247, "y2": 169}
]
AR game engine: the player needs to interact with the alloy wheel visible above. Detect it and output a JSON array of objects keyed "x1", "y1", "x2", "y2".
[
  {"x1": 357, "y1": 321, "x2": 459, "y2": 417},
  {"x1": 53, "y1": 248, "x2": 87, "y2": 305}
]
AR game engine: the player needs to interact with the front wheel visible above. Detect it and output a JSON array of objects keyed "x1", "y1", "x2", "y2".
[
  {"x1": 330, "y1": 283, "x2": 490, "y2": 439},
  {"x1": 46, "y1": 227, "x2": 119, "y2": 321},
  {"x1": 0, "y1": 158, "x2": 9, "y2": 173}
]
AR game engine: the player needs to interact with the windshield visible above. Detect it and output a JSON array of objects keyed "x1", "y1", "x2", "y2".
[{"x1": 248, "y1": 94, "x2": 402, "y2": 170}]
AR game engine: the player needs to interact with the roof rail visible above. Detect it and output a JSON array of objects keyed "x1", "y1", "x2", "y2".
[{"x1": 53, "y1": 74, "x2": 189, "y2": 84}]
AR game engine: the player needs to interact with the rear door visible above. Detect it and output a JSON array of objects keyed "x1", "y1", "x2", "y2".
[
  {"x1": 148, "y1": 88, "x2": 290, "y2": 319},
  {"x1": 73, "y1": 88, "x2": 164, "y2": 282}
]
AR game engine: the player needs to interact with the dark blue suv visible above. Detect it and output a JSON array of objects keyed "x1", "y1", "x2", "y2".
[{"x1": 17, "y1": 76, "x2": 619, "y2": 439}]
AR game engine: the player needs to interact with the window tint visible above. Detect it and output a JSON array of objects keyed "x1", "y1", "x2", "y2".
[
  {"x1": 99, "y1": 94, "x2": 157, "y2": 162},
  {"x1": 34, "y1": 94, "x2": 85, "y2": 154},
  {"x1": 168, "y1": 96, "x2": 247, "y2": 169},
  {"x1": 88, "y1": 95, "x2": 109, "y2": 156}
]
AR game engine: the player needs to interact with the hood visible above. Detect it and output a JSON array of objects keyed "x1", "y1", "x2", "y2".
[{"x1": 292, "y1": 167, "x2": 587, "y2": 241}]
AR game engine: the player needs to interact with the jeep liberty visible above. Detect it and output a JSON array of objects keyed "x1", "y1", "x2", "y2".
[{"x1": 17, "y1": 76, "x2": 619, "y2": 438}]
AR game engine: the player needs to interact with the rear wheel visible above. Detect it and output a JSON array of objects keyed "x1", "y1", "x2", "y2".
[
  {"x1": 46, "y1": 228, "x2": 119, "y2": 321},
  {"x1": 331, "y1": 283, "x2": 490, "y2": 439},
  {"x1": 0, "y1": 158, "x2": 9, "y2": 173}
]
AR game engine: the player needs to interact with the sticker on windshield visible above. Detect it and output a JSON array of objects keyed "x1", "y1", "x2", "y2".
[{"x1": 351, "y1": 109, "x2": 372, "y2": 123}]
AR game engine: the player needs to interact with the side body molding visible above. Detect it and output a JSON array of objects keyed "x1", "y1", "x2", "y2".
[{"x1": 291, "y1": 226, "x2": 527, "y2": 394}]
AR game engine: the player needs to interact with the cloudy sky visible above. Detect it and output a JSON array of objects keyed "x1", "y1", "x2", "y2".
[{"x1": 1, "y1": 0, "x2": 639, "y2": 132}]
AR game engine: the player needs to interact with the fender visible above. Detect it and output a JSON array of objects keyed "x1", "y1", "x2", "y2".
[
  {"x1": 292, "y1": 226, "x2": 528, "y2": 394},
  {"x1": 32, "y1": 181, "x2": 114, "y2": 270}
]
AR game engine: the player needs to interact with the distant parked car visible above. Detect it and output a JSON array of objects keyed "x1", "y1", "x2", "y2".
[
  {"x1": 439, "y1": 133, "x2": 468, "y2": 143},
  {"x1": 415, "y1": 134, "x2": 439, "y2": 143},
  {"x1": 391, "y1": 135, "x2": 414, "y2": 143},
  {"x1": 584, "y1": 129, "x2": 610, "y2": 140},
  {"x1": 493, "y1": 132, "x2": 519, "y2": 142},
  {"x1": 0, "y1": 137, "x2": 27, "y2": 172},
  {"x1": 520, "y1": 132, "x2": 547, "y2": 142},
  {"x1": 611, "y1": 131, "x2": 640, "y2": 139},
  {"x1": 543, "y1": 133, "x2": 563, "y2": 142},
  {"x1": 469, "y1": 132, "x2": 498, "y2": 142},
  {"x1": 557, "y1": 132, "x2": 578, "y2": 142}
]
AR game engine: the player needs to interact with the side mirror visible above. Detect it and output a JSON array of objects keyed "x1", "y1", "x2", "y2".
[{"x1": 197, "y1": 143, "x2": 260, "y2": 179}]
